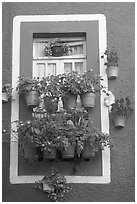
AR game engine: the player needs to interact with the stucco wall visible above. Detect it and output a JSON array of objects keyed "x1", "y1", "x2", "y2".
[{"x1": 2, "y1": 2, "x2": 135, "y2": 202}]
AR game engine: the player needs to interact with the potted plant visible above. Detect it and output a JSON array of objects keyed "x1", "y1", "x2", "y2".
[
  {"x1": 79, "y1": 70, "x2": 103, "y2": 108},
  {"x1": 111, "y1": 97, "x2": 133, "y2": 128},
  {"x1": 81, "y1": 129, "x2": 110, "y2": 159},
  {"x1": 41, "y1": 119, "x2": 58, "y2": 160},
  {"x1": 59, "y1": 72, "x2": 81, "y2": 109},
  {"x1": 2, "y1": 83, "x2": 12, "y2": 102},
  {"x1": 35, "y1": 168, "x2": 70, "y2": 202},
  {"x1": 16, "y1": 76, "x2": 41, "y2": 108},
  {"x1": 44, "y1": 38, "x2": 71, "y2": 57},
  {"x1": 11, "y1": 119, "x2": 42, "y2": 161},
  {"x1": 40, "y1": 75, "x2": 60, "y2": 114},
  {"x1": 101, "y1": 48, "x2": 119, "y2": 79}
]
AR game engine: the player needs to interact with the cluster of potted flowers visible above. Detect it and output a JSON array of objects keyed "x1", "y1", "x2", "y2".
[
  {"x1": 15, "y1": 70, "x2": 103, "y2": 109},
  {"x1": 11, "y1": 107, "x2": 110, "y2": 162}
]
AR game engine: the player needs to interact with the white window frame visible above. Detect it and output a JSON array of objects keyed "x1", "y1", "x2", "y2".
[{"x1": 11, "y1": 14, "x2": 110, "y2": 184}]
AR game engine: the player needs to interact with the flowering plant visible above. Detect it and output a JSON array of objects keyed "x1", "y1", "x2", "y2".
[
  {"x1": 16, "y1": 76, "x2": 41, "y2": 95},
  {"x1": 101, "y1": 48, "x2": 119, "y2": 67},
  {"x1": 35, "y1": 168, "x2": 70, "y2": 202},
  {"x1": 2, "y1": 83, "x2": 12, "y2": 95},
  {"x1": 79, "y1": 70, "x2": 103, "y2": 93},
  {"x1": 44, "y1": 38, "x2": 72, "y2": 56},
  {"x1": 111, "y1": 97, "x2": 133, "y2": 117}
]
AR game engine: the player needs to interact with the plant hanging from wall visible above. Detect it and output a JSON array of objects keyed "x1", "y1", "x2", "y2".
[
  {"x1": 16, "y1": 76, "x2": 41, "y2": 108},
  {"x1": 2, "y1": 83, "x2": 12, "y2": 102},
  {"x1": 79, "y1": 70, "x2": 103, "y2": 108},
  {"x1": 101, "y1": 48, "x2": 119, "y2": 79},
  {"x1": 111, "y1": 97, "x2": 133, "y2": 128},
  {"x1": 35, "y1": 168, "x2": 71, "y2": 202}
]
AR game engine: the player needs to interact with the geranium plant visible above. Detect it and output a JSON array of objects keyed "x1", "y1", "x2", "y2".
[
  {"x1": 101, "y1": 48, "x2": 119, "y2": 79},
  {"x1": 35, "y1": 168, "x2": 70, "y2": 202},
  {"x1": 79, "y1": 70, "x2": 103, "y2": 108},
  {"x1": 16, "y1": 76, "x2": 41, "y2": 107},
  {"x1": 111, "y1": 97, "x2": 133, "y2": 128},
  {"x1": 16, "y1": 76, "x2": 41, "y2": 95},
  {"x1": 44, "y1": 38, "x2": 72, "y2": 57},
  {"x1": 2, "y1": 83, "x2": 12, "y2": 102}
]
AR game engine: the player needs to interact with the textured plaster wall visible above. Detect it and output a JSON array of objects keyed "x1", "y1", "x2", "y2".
[{"x1": 2, "y1": 2, "x2": 135, "y2": 202}]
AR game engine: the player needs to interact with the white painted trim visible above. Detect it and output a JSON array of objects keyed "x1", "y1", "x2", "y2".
[{"x1": 11, "y1": 14, "x2": 110, "y2": 184}]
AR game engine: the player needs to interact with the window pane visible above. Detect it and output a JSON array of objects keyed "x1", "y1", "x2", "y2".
[
  {"x1": 71, "y1": 45, "x2": 83, "y2": 55},
  {"x1": 75, "y1": 62, "x2": 83, "y2": 75},
  {"x1": 64, "y1": 63, "x2": 72, "y2": 74},
  {"x1": 46, "y1": 63, "x2": 56, "y2": 76}
]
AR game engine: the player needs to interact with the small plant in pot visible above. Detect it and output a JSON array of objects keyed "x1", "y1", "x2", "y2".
[
  {"x1": 11, "y1": 119, "x2": 44, "y2": 161},
  {"x1": 111, "y1": 97, "x2": 133, "y2": 128},
  {"x1": 41, "y1": 119, "x2": 58, "y2": 160},
  {"x1": 44, "y1": 38, "x2": 72, "y2": 57},
  {"x1": 81, "y1": 128, "x2": 110, "y2": 159},
  {"x1": 59, "y1": 72, "x2": 81, "y2": 109},
  {"x1": 2, "y1": 83, "x2": 12, "y2": 102},
  {"x1": 16, "y1": 76, "x2": 41, "y2": 108},
  {"x1": 79, "y1": 70, "x2": 103, "y2": 108},
  {"x1": 101, "y1": 48, "x2": 119, "y2": 79},
  {"x1": 35, "y1": 168, "x2": 70, "y2": 202},
  {"x1": 40, "y1": 75, "x2": 61, "y2": 114}
]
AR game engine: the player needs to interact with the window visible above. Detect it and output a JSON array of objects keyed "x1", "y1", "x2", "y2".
[
  {"x1": 11, "y1": 14, "x2": 110, "y2": 184},
  {"x1": 33, "y1": 36, "x2": 87, "y2": 77}
]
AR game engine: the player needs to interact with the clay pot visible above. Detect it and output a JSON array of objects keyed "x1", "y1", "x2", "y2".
[
  {"x1": 51, "y1": 46, "x2": 64, "y2": 57},
  {"x1": 2, "y1": 92, "x2": 10, "y2": 102},
  {"x1": 25, "y1": 90, "x2": 39, "y2": 107},
  {"x1": 43, "y1": 147, "x2": 57, "y2": 160},
  {"x1": 62, "y1": 143, "x2": 76, "y2": 159},
  {"x1": 113, "y1": 115, "x2": 125, "y2": 128},
  {"x1": 80, "y1": 92, "x2": 96, "y2": 108},
  {"x1": 106, "y1": 66, "x2": 119, "y2": 79},
  {"x1": 62, "y1": 94, "x2": 77, "y2": 109}
]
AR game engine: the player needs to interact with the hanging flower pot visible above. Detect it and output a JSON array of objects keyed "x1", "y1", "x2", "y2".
[
  {"x1": 43, "y1": 147, "x2": 57, "y2": 160},
  {"x1": 2, "y1": 83, "x2": 12, "y2": 103},
  {"x1": 51, "y1": 46, "x2": 64, "y2": 57},
  {"x1": 111, "y1": 97, "x2": 133, "y2": 128},
  {"x1": 62, "y1": 94, "x2": 77, "y2": 109},
  {"x1": 62, "y1": 143, "x2": 76, "y2": 159},
  {"x1": 25, "y1": 90, "x2": 40, "y2": 107},
  {"x1": 80, "y1": 92, "x2": 96, "y2": 108},
  {"x1": 106, "y1": 66, "x2": 119, "y2": 79},
  {"x1": 113, "y1": 115, "x2": 126, "y2": 128},
  {"x1": 2, "y1": 92, "x2": 10, "y2": 102}
]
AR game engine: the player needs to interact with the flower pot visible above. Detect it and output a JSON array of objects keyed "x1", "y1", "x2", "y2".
[
  {"x1": 113, "y1": 115, "x2": 125, "y2": 128},
  {"x1": 80, "y1": 92, "x2": 96, "y2": 108},
  {"x1": 82, "y1": 141, "x2": 96, "y2": 159},
  {"x1": 62, "y1": 94, "x2": 77, "y2": 109},
  {"x1": 25, "y1": 90, "x2": 40, "y2": 107},
  {"x1": 44, "y1": 96, "x2": 58, "y2": 114},
  {"x1": 62, "y1": 143, "x2": 76, "y2": 159},
  {"x1": 43, "y1": 147, "x2": 57, "y2": 160},
  {"x1": 51, "y1": 46, "x2": 64, "y2": 57},
  {"x1": 2, "y1": 92, "x2": 10, "y2": 102},
  {"x1": 106, "y1": 66, "x2": 119, "y2": 79},
  {"x1": 22, "y1": 141, "x2": 38, "y2": 161}
]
